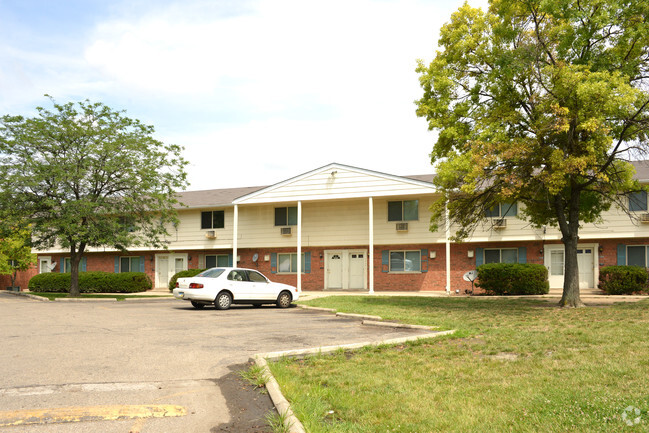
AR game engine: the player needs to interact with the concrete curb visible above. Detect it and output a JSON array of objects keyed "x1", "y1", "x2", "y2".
[
  {"x1": 335, "y1": 312, "x2": 382, "y2": 321},
  {"x1": 250, "y1": 304, "x2": 455, "y2": 433},
  {"x1": 3, "y1": 291, "x2": 174, "y2": 302}
]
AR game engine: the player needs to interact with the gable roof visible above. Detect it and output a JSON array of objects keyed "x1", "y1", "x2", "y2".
[
  {"x1": 176, "y1": 186, "x2": 266, "y2": 209},
  {"x1": 233, "y1": 163, "x2": 437, "y2": 205}
]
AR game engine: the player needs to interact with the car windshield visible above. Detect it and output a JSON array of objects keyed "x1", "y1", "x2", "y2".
[{"x1": 195, "y1": 268, "x2": 225, "y2": 278}]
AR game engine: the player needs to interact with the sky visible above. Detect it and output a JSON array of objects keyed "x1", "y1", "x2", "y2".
[{"x1": 0, "y1": 0, "x2": 489, "y2": 191}]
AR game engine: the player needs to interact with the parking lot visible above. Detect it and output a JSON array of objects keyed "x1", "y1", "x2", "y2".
[{"x1": 0, "y1": 293, "x2": 431, "y2": 432}]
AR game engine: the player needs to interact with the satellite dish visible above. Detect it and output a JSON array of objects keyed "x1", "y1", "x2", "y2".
[
  {"x1": 48, "y1": 262, "x2": 57, "y2": 271},
  {"x1": 463, "y1": 270, "x2": 478, "y2": 282},
  {"x1": 252, "y1": 253, "x2": 259, "y2": 262}
]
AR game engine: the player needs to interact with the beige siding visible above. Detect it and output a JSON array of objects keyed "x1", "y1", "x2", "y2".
[{"x1": 237, "y1": 167, "x2": 437, "y2": 203}]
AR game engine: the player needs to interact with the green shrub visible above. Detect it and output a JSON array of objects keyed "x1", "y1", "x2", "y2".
[
  {"x1": 599, "y1": 266, "x2": 648, "y2": 295},
  {"x1": 476, "y1": 263, "x2": 549, "y2": 295},
  {"x1": 28, "y1": 272, "x2": 152, "y2": 293},
  {"x1": 168, "y1": 269, "x2": 206, "y2": 291}
]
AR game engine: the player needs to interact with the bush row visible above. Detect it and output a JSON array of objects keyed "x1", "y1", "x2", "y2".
[
  {"x1": 476, "y1": 263, "x2": 549, "y2": 295},
  {"x1": 28, "y1": 272, "x2": 152, "y2": 293},
  {"x1": 168, "y1": 269, "x2": 206, "y2": 291},
  {"x1": 599, "y1": 266, "x2": 648, "y2": 295}
]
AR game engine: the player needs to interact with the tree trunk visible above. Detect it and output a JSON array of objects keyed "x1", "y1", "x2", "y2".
[
  {"x1": 558, "y1": 189, "x2": 585, "y2": 308},
  {"x1": 559, "y1": 233, "x2": 584, "y2": 307},
  {"x1": 67, "y1": 243, "x2": 86, "y2": 297}
]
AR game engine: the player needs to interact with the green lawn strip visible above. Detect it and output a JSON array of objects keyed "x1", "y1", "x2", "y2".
[
  {"x1": 270, "y1": 297, "x2": 649, "y2": 432},
  {"x1": 27, "y1": 292, "x2": 172, "y2": 301}
]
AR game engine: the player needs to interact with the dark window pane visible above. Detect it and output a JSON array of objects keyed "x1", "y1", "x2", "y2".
[
  {"x1": 405, "y1": 251, "x2": 421, "y2": 271},
  {"x1": 213, "y1": 211, "x2": 225, "y2": 229},
  {"x1": 287, "y1": 207, "x2": 298, "y2": 225},
  {"x1": 248, "y1": 271, "x2": 267, "y2": 283},
  {"x1": 390, "y1": 251, "x2": 404, "y2": 271},
  {"x1": 201, "y1": 211, "x2": 212, "y2": 229},
  {"x1": 484, "y1": 249, "x2": 500, "y2": 264},
  {"x1": 629, "y1": 192, "x2": 647, "y2": 212},
  {"x1": 275, "y1": 208, "x2": 287, "y2": 226},
  {"x1": 403, "y1": 200, "x2": 419, "y2": 221},
  {"x1": 216, "y1": 255, "x2": 230, "y2": 267},
  {"x1": 120, "y1": 257, "x2": 130, "y2": 272},
  {"x1": 485, "y1": 205, "x2": 500, "y2": 218},
  {"x1": 627, "y1": 246, "x2": 646, "y2": 267},
  {"x1": 501, "y1": 249, "x2": 518, "y2": 263},
  {"x1": 388, "y1": 201, "x2": 403, "y2": 221},
  {"x1": 502, "y1": 202, "x2": 517, "y2": 217},
  {"x1": 205, "y1": 255, "x2": 216, "y2": 268}
]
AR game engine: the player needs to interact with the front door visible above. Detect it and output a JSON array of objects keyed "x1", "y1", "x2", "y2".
[
  {"x1": 325, "y1": 250, "x2": 367, "y2": 290},
  {"x1": 577, "y1": 248, "x2": 594, "y2": 289},
  {"x1": 544, "y1": 245, "x2": 596, "y2": 289},
  {"x1": 326, "y1": 253, "x2": 343, "y2": 289},
  {"x1": 155, "y1": 254, "x2": 187, "y2": 289}
]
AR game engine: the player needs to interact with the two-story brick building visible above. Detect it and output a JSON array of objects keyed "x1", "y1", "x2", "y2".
[{"x1": 32, "y1": 161, "x2": 649, "y2": 293}]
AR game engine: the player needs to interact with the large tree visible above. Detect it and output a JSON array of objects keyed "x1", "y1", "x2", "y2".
[
  {"x1": 416, "y1": 0, "x2": 649, "y2": 307},
  {"x1": 0, "y1": 97, "x2": 188, "y2": 296}
]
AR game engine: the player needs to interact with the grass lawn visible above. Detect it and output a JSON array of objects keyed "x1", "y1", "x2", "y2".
[
  {"x1": 27, "y1": 292, "x2": 172, "y2": 301},
  {"x1": 268, "y1": 297, "x2": 649, "y2": 432}
]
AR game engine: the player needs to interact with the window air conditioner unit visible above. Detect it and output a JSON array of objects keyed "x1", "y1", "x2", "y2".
[
  {"x1": 493, "y1": 219, "x2": 507, "y2": 229},
  {"x1": 281, "y1": 227, "x2": 292, "y2": 235},
  {"x1": 396, "y1": 222, "x2": 409, "y2": 232},
  {"x1": 205, "y1": 230, "x2": 217, "y2": 239},
  {"x1": 640, "y1": 213, "x2": 649, "y2": 224}
]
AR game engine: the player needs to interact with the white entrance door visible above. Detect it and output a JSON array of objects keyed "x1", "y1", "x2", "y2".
[
  {"x1": 544, "y1": 245, "x2": 596, "y2": 289},
  {"x1": 577, "y1": 248, "x2": 594, "y2": 289},
  {"x1": 349, "y1": 253, "x2": 366, "y2": 289},
  {"x1": 155, "y1": 254, "x2": 188, "y2": 288},
  {"x1": 38, "y1": 257, "x2": 52, "y2": 274},
  {"x1": 326, "y1": 253, "x2": 343, "y2": 289},
  {"x1": 325, "y1": 250, "x2": 367, "y2": 290}
]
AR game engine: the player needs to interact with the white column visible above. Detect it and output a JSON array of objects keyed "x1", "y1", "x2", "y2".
[
  {"x1": 297, "y1": 201, "x2": 302, "y2": 292},
  {"x1": 369, "y1": 197, "x2": 374, "y2": 294},
  {"x1": 445, "y1": 201, "x2": 451, "y2": 294},
  {"x1": 233, "y1": 204, "x2": 238, "y2": 267}
]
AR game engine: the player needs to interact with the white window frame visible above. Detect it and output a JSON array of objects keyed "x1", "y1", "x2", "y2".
[
  {"x1": 277, "y1": 252, "x2": 306, "y2": 274},
  {"x1": 483, "y1": 248, "x2": 519, "y2": 264},
  {"x1": 119, "y1": 256, "x2": 140, "y2": 273},
  {"x1": 205, "y1": 254, "x2": 230, "y2": 268},
  {"x1": 486, "y1": 202, "x2": 518, "y2": 218},
  {"x1": 626, "y1": 245, "x2": 649, "y2": 267},
  {"x1": 387, "y1": 200, "x2": 419, "y2": 222},
  {"x1": 388, "y1": 250, "x2": 421, "y2": 273}
]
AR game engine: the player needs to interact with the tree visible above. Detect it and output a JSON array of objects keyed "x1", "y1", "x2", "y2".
[
  {"x1": 416, "y1": 0, "x2": 649, "y2": 307},
  {"x1": 0, "y1": 97, "x2": 188, "y2": 296},
  {"x1": 0, "y1": 225, "x2": 36, "y2": 289}
]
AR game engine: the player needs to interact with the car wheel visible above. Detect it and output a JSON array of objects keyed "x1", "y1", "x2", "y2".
[
  {"x1": 276, "y1": 291, "x2": 292, "y2": 308},
  {"x1": 191, "y1": 301, "x2": 205, "y2": 309},
  {"x1": 215, "y1": 292, "x2": 232, "y2": 310}
]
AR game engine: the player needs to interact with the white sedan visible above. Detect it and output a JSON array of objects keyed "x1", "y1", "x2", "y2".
[{"x1": 172, "y1": 267, "x2": 299, "y2": 310}]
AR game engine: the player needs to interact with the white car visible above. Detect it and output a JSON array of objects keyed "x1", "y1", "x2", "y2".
[{"x1": 172, "y1": 267, "x2": 299, "y2": 310}]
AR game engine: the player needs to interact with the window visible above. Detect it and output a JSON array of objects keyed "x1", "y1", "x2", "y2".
[
  {"x1": 389, "y1": 251, "x2": 421, "y2": 272},
  {"x1": 205, "y1": 254, "x2": 230, "y2": 268},
  {"x1": 388, "y1": 200, "x2": 418, "y2": 221},
  {"x1": 484, "y1": 248, "x2": 518, "y2": 264},
  {"x1": 201, "y1": 211, "x2": 225, "y2": 229},
  {"x1": 62, "y1": 257, "x2": 71, "y2": 272},
  {"x1": 629, "y1": 191, "x2": 647, "y2": 212},
  {"x1": 275, "y1": 207, "x2": 297, "y2": 226},
  {"x1": 120, "y1": 256, "x2": 141, "y2": 272},
  {"x1": 278, "y1": 253, "x2": 306, "y2": 273},
  {"x1": 248, "y1": 270, "x2": 268, "y2": 283},
  {"x1": 550, "y1": 250, "x2": 564, "y2": 276},
  {"x1": 627, "y1": 245, "x2": 647, "y2": 267},
  {"x1": 485, "y1": 202, "x2": 518, "y2": 218},
  {"x1": 196, "y1": 268, "x2": 225, "y2": 278}
]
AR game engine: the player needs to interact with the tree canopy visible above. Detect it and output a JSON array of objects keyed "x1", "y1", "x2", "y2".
[
  {"x1": 416, "y1": 0, "x2": 649, "y2": 306},
  {"x1": 0, "y1": 224, "x2": 35, "y2": 288},
  {"x1": 0, "y1": 97, "x2": 188, "y2": 296}
]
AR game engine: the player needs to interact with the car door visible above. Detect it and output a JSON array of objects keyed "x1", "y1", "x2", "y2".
[
  {"x1": 226, "y1": 269, "x2": 255, "y2": 301},
  {"x1": 246, "y1": 270, "x2": 275, "y2": 300}
]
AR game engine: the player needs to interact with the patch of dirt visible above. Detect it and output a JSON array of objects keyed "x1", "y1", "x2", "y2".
[{"x1": 211, "y1": 363, "x2": 275, "y2": 433}]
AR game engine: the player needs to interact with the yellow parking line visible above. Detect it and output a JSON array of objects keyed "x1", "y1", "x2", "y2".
[{"x1": 0, "y1": 404, "x2": 186, "y2": 426}]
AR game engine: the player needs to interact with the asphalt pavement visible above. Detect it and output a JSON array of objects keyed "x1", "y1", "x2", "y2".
[{"x1": 0, "y1": 292, "x2": 432, "y2": 432}]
